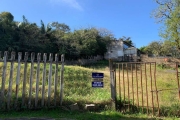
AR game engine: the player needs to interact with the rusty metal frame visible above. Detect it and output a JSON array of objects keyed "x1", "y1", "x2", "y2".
[{"x1": 114, "y1": 62, "x2": 159, "y2": 116}]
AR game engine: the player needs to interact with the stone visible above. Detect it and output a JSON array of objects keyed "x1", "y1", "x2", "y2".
[
  {"x1": 84, "y1": 104, "x2": 95, "y2": 111},
  {"x1": 69, "y1": 103, "x2": 79, "y2": 111}
]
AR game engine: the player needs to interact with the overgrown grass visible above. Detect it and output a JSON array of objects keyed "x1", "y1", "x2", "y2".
[
  {"x1": 0, "y1": 62, "x2": 111, "y2": 111},
  {"x1": 0, "y1": 108, "x2": 164, "y2": 120},
  {"x1": 0, "y1": 61, "x2": 180, "y2": 118}
]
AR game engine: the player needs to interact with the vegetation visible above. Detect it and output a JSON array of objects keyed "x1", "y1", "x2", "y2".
[
  {"x1": 0, "y1": 108, "x2": 163, "y2": 120},
  {"x1": 149, "y1": 0, "x2": 180, "y2": 54},
  {"x1": 0, "y1": 60, "x2": 180, "y2": 119},
  {"x1": 0, "y1": 62, "x2": 111, "y2": 110},
  {"x1": 139, "y1": 40, "x2": 180, "y2": 57},
  {"x1": 0, "y1": 11, "x2": 114, "y2": 59},
  {"x1": 140, "y1": 0, "x2": 180, "y2": 57}
]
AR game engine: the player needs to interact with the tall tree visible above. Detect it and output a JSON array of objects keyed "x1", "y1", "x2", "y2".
[
  {"x1": 152, "y1": 0, "x2": 180, "y2": 51},
  {"x1": 146, "y1": 41, "x2": 163, "y2": 56},
  {"x1": 0, "y1": 12, "x2": 17, "y2": 51}
]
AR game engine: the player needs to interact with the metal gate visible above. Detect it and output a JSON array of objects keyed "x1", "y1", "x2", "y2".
[{"x1": 113, "y1": 62, "x2": 180, "y2": 116}]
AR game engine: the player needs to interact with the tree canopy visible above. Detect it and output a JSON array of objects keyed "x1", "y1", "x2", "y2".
[
  {"x1": 152, "y1": 0, "x2": 180, "y2": 51},
  {"x1": 0, "y1": 11, "x2": 118, "y2": 60}
]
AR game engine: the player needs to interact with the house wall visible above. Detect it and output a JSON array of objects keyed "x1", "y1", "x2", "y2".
[
  {"x1": 104, "y1": 40, "x2": 139, "y2": 62},
  {"x1": 104, "y1": 40, "x2": 124, "y2": 59},
  {"x1": 124, "y1": 47, "x2": 137, "y2": 55}
]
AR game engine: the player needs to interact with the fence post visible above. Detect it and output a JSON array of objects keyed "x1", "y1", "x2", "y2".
[
  {"x1": 48, "y1": 53, "x2": 53, "y2": 107},
  {"x1": 41, "y1": 53, "x2": 47, "y2": 107},
  {"x1": 7, "y1": 52, "x2": 15, "y2": 110},
  {"x1": 15, "y1": 52, "x2": 22, "y2": 109},
  {"x1": 35, "y1": 53, "x2": 41, "y2": 108},
  {"x1": 109, "y1": 59, "x2": 116, "y2": 110},
  {"x1": 22, "y1": 52, "x2": 28, "y2": 107},
  {"x1": 1, "y1": 51, "x2": 8, "y2": 109},
  {"x1": 60, "y1": 54, "x2": 64, "y2": 105},
  {"x1": 28, "y1": 52, "x2": 35, "y2": 108},
  {"x1": 54, "y1": 54, "x2": 59, "y2": 106},
  {"x1": 176, "y1": 62, "x2": 180, "y2": 100}
]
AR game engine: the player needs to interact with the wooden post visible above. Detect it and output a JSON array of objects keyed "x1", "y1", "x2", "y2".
[
  {"x1": 60, "y1": 54, "x2": 64, "y2": 105},
  {"x1": 176, "y1": 62, "x2": 180, "y2": 100},
  {"x1": 54, "y1": 54, "x2": 59, "y2": 106},
  {"x1": 126, "y1": 63, "x2": 130, "y2": 111},
  {"x1": 140, "y1": 63, "x2": 144, "y2": 113},
  {"x1": 22, "y1": 52, "x2": 28, "y2": 107},
  {"x1": 154, "y1": 63, "x2": 160, "y2": 116},
  {"x1": 7, "y1": 52, "x2": 15, "y2": 110},
  {"x1": 28, "y1": 53, "x2": 35, "y2": 108},
  {"x1": 15, "y1": 52, "x2": 22, "y2": 109},
  {"x1": 1, "y1": 51, "x2": 8, "y2": 109},
  {"x1": 48, "y1": 53, "x2": 53, "y2": 107},
  {"x1": 35, "y1": 53, "x2": 41, "y2": 108},
  {"x1": 41, "y1": 53, "x2": 47, "y2": 107},
  {"x1": 109, "y1": 59, "x2": 116, "y2": 110}
]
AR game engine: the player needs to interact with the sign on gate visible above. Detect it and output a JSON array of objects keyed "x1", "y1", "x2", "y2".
[
  {"x1": 92, "y1": 73, "x2": 104, "y2": 78},
  {"x1": 92, "y1": 72, "x2": 104, "y2": 88},
  {"x1": 92, "y1": 81, "x2": 103, "y2": 87}
]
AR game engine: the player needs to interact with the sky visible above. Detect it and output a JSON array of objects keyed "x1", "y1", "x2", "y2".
[{"x1": 0, "y1": 0, "x2": 162, "y2": 48}]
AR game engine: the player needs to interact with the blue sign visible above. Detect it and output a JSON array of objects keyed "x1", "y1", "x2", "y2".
[
  {"x1": 92, "y1": 73, "x2": 104, "y2": 78},
  {"x1": 92, "y1": 81, "x2": 104, "y2": 88}
]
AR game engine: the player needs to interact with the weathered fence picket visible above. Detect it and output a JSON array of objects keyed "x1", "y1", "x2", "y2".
[
  {"x1": 41, "y1": 53, "x2": 47, "y2": 107},
  {"x1": 22, "y1": 52, "x2": 28, "y2": 106},
  {"x1": 7, "y1": 52, "x2": 15, "y2": 110},
  {"x1": 54, "y1": 54, "x2": 58, "y2": 106},
  {"x1": 28, "y1": 53, "x2": 35, "y2": 108},
  {"x1": 35, "y1": 53, "x2": 41, "y2": 108},
  {"x1": 48, "y1": 53, "x2": 53, "y2": 107},
  {"x1": 15, "y1": 52, "x2": 22, "y2": 108},
  {"x1": 0, "y1": 51, "x2": 65, "y2": 110},
  {"x1": 1, "y1": 51, "x2": 8, "y2": 109},
  {"x1": 60, "y1": 54, "x2": 64, "y2": 105}
]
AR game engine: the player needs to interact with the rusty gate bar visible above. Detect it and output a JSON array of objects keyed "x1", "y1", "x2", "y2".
[
  {"x1": 150, "y1": 63, "x2": 154, "y2": 115},
  {"x1": 135, "y1": 63, "x2": 139, "y2": 107},
  {"x1": 122, "y1": 63, "x2": 125, "y2": 105},
  {"x1": 176, "y1": 62, "x2": 180, "y2": 100},
  {"x1": 114, "y1": 65, "x2": 117, "y2": 110},
  {"x1": 154, "y1": 63, "x2": 160, "y2": 116},
  {"x1": 145, "y1": 63, "x2": 149, "y2": 114},
  {"x1": 131, "y1": 64, "x2": 134, "y2": 106},
  {"x1": 140, "y1": 63, "x2": 144, "y2": 112},
  {"x1": 115, "y1": 62, "x2": 159, "y2": 115},
  {"x1": 118, "y1": 64, "x2": 121, "y2": 103},
  {"x1": 126, "y1": 63, "x2": 130, "y2": 111}
]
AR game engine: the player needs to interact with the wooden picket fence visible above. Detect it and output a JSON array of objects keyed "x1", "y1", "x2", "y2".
[{"x1": 0, "y1": 51, "x2": 64, "y2": 110}]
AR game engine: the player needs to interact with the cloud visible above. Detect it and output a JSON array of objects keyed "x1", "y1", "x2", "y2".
[{"x1": 50, "y1": 0, "x2": 83, "y2": 11}]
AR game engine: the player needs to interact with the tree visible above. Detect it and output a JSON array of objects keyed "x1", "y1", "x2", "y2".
[
  {"x1": 0, "y1": 12, "x2": 17, "y2": 52},
  {"x1": 161, "y1": 40, "x2": 180, "y2": 57},
  {"x1": 152, "y1": 0, "x2": 180, "y2": 51},
  {"x1": 139, "y1": 46, "x2": 147, "y2": 53},
  {"x1": 0, "y1": 11, "x2": 114, "y2": 59},
  {"x1": 0, "y1": 12, "x2": 14, "y2": 22},
  {"x1": 119, "y1": 36, "x2": 134, "y2": 46},
  {"x1": 146, "y1": 41, "x2": 163, "y2": 56}
]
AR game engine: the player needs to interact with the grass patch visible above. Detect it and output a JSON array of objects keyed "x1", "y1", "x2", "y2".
[
  {"x1": 0, "y1": 62, "x2": 111, "y2": 111},
  {"x1": 0, "y1": 60, "x2": 180, "y2": 118},
  {"x1": 0, "y1": 108, "x2": 162, "y2": 120}
]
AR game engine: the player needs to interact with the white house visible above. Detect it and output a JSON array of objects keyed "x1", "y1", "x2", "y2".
[{"x1": 104, "y1": 40, "x2": 140, "y2": 62}]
